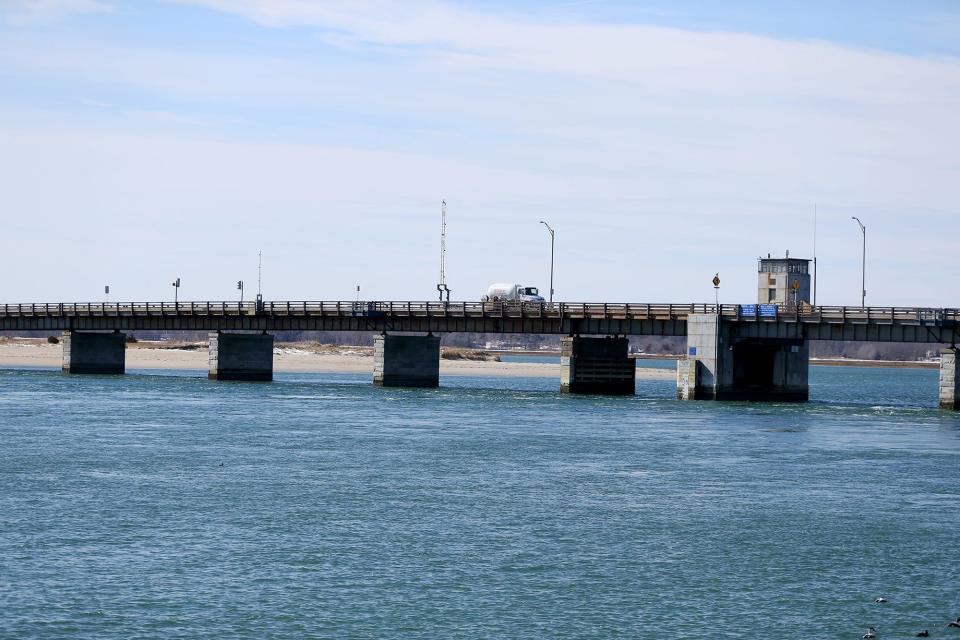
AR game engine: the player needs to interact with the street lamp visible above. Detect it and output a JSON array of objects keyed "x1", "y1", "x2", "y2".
[
  {"x1": 851, "y1": 216, "x2": 866, "y2": 307},
  {"x1": 237, "y1": 280, "x2": 244, "y2": 303},
  {"x1": 539, "y1": 221, "x2": 555, "y2": 303},
  {"x1": 172, "y1": 277, "x2": 181, "y2": 307}
]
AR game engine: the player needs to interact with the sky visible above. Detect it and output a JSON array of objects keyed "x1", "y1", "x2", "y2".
[{"x1": 1, "y1": 0, "x2": 958, "y2": 306}]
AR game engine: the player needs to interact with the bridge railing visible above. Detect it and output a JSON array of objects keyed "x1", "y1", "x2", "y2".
[
  {"x1": 0, "y1": 301, "x2": 256, "y2": 316},
  {"x1": 257, "y1": 301, "x2": 723, "y2": 319},
  {"x1": 0, "y1": 300, "x2": 723, "y2": 320},
  {"x1": 0, "y1": 301, "x2": 957, "y2": 323}
]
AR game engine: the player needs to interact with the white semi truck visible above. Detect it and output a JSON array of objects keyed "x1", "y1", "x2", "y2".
[{"x1": 481, "y1": 283, "x2": 545, "y2": 303}]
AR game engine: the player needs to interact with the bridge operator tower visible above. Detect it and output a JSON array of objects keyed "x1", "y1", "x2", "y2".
[{"x1": 757, "y1": 251, "x2": 811, "y2": 306}]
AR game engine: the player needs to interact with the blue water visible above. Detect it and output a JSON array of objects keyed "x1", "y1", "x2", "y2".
[
  {"x1": 2, "y1": 365, "x2": 959, "y2": 639},
  {"x1": 501, "y1": 354, "x2": 678, "y2": 369}
]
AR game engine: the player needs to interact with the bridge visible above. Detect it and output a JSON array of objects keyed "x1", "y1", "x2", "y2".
[
  {"x1": 1, "y1": 300, "x2": 958, "y2": 409},
  {"x1": 2, "y1": 300, "x2": 957, "y2": 340}
]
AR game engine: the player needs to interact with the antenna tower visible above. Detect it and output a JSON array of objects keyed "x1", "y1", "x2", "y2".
[
  {"x1": 440, "y1": 200, "x2": 447, "y2": 287},
  {"x1": 437, "y1": 200, "x2": 451, "y2": 301}
]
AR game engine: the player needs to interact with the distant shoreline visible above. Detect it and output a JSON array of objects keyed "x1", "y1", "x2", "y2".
[
  {"x1": 494, "y1": 350, "x2": 941, "y2": 369},
  {"x1": 0, "y1": 339, "x2": 939, "y2": 373},
  {"x1": 808, "y1": 358, "x2": 938, "y2": 369}
]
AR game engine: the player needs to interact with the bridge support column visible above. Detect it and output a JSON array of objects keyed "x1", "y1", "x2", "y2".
[
  {"x1": 939, "y1": 348, "x2": 959, "y2": 410},
  {"x1": 679, "y1": 314, "x2": 726, "y2": 400},
  {"x1": 61, "y1": 331, "x2": 126, "y2": 374},
  {"x1": 679, "y1": 314, "x2": 808, "y2": 402},
  {"x1": 560, "y1": 336, "x2": 635, "y2": 395},
  {"x1": 208, "y1": 332, "x2": 273, "y2": 381},
  {"x1": 727, "y1": 339, "x2": 809, "y2": 401},
  {"x1": 373, "y1": 334, "x2": 440, "y2": 388}
]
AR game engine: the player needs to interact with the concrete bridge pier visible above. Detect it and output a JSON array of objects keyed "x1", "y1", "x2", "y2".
[
  {"x1": 208, "y1": 332, "x2": 274, "y2": 381},
  {"x1": 373, "y1": 334, "x2": 440, "y2": 387},
  {"x1": 939, "y1": 348, "x2": 959, "y2": 410},
  {"x1": 61, "y1": 330, "x2": 126, "y2": 374},
  {"x1": 560, "y1": 336, "x2": 635, "y2": 394},
  {"x1": 679, "y1": 314, "x2": 809, "y2": 402}
]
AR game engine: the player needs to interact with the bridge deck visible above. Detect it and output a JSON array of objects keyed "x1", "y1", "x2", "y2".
[{"x1": 0, "y1": 302, "x2": 956, "y2": 342}]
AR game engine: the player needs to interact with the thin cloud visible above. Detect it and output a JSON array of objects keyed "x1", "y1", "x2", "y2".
[
  {"x1": 912, "y1": 12, "x2": 960, "y2": 50},
  {"x1": 172, "y1": 0, "x2": 960, "y2": 103},
  {"x1": 1, "y1": 0, "x2": 113, "y2": 25}
]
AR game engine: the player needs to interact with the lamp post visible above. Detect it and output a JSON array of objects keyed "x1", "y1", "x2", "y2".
[
  {"x1": 237, "y1": 280, "x2": 244, "y2": 303},
  {"x1": 539, "y1": 221, "x2": 555, "y2": 303},
  {"x1": 172, "y1": 277, "x2": 181, "y2": 308},
  {"x1": 851, "y1": 216, "x2": 866, "y2": 307}
]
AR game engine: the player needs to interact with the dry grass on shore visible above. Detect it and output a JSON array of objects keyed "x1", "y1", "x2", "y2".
[{"x1": 440, "y1": 347, "x2": 500, "y2": 361}]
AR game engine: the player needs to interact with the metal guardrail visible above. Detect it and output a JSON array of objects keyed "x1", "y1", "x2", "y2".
[{"x1": 0, "y1": 301, "x2": 956, "y2": 324}]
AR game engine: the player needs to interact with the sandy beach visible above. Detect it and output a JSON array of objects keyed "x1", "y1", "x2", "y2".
[
  {"x1": 0, "y1": 338, "x2": 937, "y2": 375},
  {"x1": 0, "y1": 339, "x2": 675, "y2": 379}
]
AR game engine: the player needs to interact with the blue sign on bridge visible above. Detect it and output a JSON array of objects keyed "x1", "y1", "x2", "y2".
[{"x1": 738, "y1": 304, "x2": 778, "y2": 318}]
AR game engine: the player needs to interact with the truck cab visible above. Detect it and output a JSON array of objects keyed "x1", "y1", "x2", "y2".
[{"x1": 517, "y1": 287, "x2": 542, "y2": 301}]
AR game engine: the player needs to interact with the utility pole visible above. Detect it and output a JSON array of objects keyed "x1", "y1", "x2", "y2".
[
  {"x1": 539, "y1": 220, "x2": 555, "y2": 303},
  {"x1": 813, "y1": 204, "x2": 818, "y2": 307},
  {"x1": 256, "y1": 251, "x2": 263, "y2": 312},
  {"x1": 851, "y1": 216, "x2": 866, "y2": 307}
]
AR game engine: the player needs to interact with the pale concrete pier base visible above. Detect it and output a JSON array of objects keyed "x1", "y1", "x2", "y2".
[
  {"x1": 683, "y1": 313, "x2": 808, "y2": 402},
  {"x1": 560, "y1": 336, "x2": 635, "y2": 395},
  {"x1": 676, "y1": 358, "x2": 697, "y2": 400},
  {"x1": 939, "y1": 348, "x2": 959, "y2": 410},
  {"x1": 684, "y1": 314, "x2": 723, "y2": 400},
  {"x1": 61, "y1": 331, "x2": 126, "y2": 374},
  {"x1": 208, "y1": 332, "x2": 274, "y2": 381},
  {"x1": 373, "y1": 334, "x2": 440, "y2": 388}
]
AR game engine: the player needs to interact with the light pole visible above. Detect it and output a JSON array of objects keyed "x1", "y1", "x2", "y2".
[
  {"x1": 237, "y1": 280, "x2": 244, "y2": 303},
  {"x1": 539, "y1": 221, "x2": 555, "y2": 303},
  {"x1": 172, "y1": 277, "x2": 181, "y2": 307},
  {"x1": 851, "y1": 216, "x2": 866, "y2": 307}
]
